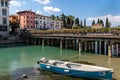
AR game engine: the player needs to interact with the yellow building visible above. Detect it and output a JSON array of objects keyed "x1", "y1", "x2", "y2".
[
  {"x1": 9, "y1": 15, "x2": 19, "y2": 23},
  {"x1": 9, "y1": 15, "x2": 19, "y2": 33}
]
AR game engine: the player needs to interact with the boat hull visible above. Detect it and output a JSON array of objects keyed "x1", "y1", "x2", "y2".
[{"x1": 39, "y1": 63, "x2": 112, "y2": 80}]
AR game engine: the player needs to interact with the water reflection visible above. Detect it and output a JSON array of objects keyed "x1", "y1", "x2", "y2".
[
  {"x1": 108, "y1": 57, "x2": 111, "y2": 68},
  {"x1": 9, "y1": 61, "x2": 18, "y2": 71},
  {"x1": 60, "y1": 49, "x2": 63, "y2": 57}
]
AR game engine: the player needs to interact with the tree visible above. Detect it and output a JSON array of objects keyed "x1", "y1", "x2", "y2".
[
  {"x1": 75, "y1": 18, "x2": 79, "y2": 25},
  {"x1": 97, "y1": 18, "x2": 100, "y2": 24},
  {"x1": 99, "y1": 19, "x2": 104, "y2": 27},
  {"x1": 60, "y1": 13, "x2": 66, "y2": 27},
  {"x1": 105, "y1": 18, "x2": 111, "y2": 28},
  {"x1": 84, "y1": 19, "x2": 86, "y2": 28},
  {"x1": 79, "y1": 20, "x2": 83, "y2": 28},
  {"x1": 57, "y1": 16, "x2": 60, "y2": 20},
  {"x1": 92, "y1": 20, "x2": 95, "y2": 26},
  {"x1": 51, "y1": 14, "x2": 55, "y2": 20},
  {"x1": 66, "y1": 15, "x2": 74, "y2": 29}
]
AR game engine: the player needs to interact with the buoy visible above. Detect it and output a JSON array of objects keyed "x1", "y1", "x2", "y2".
[
  {"x1": 21, "y1": 74, "x2": 28, "y2": 78},
  {"x1": 37, "y1": 61, "x2": 40, "y2": 64}
]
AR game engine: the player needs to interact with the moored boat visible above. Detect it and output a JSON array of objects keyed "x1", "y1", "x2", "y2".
[{"x1": 37, "y1": 57, "x2": 113, "y2": 80}]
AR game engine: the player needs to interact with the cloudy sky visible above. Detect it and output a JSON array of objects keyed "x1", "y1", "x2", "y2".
[{"x1": 9, "y1": 0, "x2": 120, "y2": 27}]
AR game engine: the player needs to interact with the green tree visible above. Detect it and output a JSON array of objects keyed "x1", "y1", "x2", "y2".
[
  {"x1": 84, "y1": 19, "x2": 86, "y2": 28},
  {"x1": 99, "y1": 19, "x2": 104, "y2": 27},
  {"x1": 56, "y1": 16, "x2": 60, "y2": 20},
  {"x1": 60, "y1": 13, "x2": 66, "y2": 27},
  {"x1": 97, "y1": 18, "x2": 100, "y2": 24},
  {"x1": 92, "y1": 20, "x2": 95, "y2": 26},
  {"x1": 80, "y1": 20, "x2": 83, "y2": 28},
  {"x1": 75, "y1": 18, "x2": 79, "y2": 26},
  {"x1": 51, "y1": 14, "x2": 55, "y2": 20},
  {"x1": 105, "y1": 18, "x2": 111, "y2": 28},
  {"x1": 66, "y1": 15, "x2": 74, "y2": 29}
]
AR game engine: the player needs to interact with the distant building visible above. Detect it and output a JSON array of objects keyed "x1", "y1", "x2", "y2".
[
  {"x1": 92, "y1": 23, "x2": 103, "y2": 29},
  {"x1": 52, "y1": 20, "x2": 63, "y2": 30},
  {"x1": 0, "y1": 0, "x2": 10, "y2": 38},
  {"x1": 9, "y1": 15, "x2": 19, "y2": 33},
  {"x1": 35, "y1": 14, "x2": 63, "y2": 30},
  {"x1": 17, "y1": 10, "x2": 35, "y2": 29},
  {"x1": 35, "y1": 14, "x2": 52, "y2": 30}
]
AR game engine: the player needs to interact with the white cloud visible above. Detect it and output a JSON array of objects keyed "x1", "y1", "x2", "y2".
[
  {"x1": 10, "y1": 0, "x2": 26, "y2": 6},
  {"x1": 43, "y1": 6, "x2": 61, "y2": 13},
  {"x1": 36, "y1": 10, "x2": 42, "y2": 14},
  {"x1": 87, "y1": 14, "x2": 120, "y2": 26},
  {"x1": 34, "y1": 0, "x2": 50, "y2": 5}
]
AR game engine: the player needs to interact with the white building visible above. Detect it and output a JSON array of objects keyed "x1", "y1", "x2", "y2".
[
  {"x1": 0, "y1": 0, "x2": 10, "y2": 38},
  {"x1": 52, "y1": 20, "x2": 63, "y2": 30},
  {"x1": 35, "y1": 14, "x2": 52, "y2": 30},
  {"x1": 35, "y1": 14, "x2": 63, "y2": 30}
]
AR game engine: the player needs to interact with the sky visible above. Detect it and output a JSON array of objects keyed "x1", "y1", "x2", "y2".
[{"x1": 9, "y1": 0, "x2": 120, "y2": 27}]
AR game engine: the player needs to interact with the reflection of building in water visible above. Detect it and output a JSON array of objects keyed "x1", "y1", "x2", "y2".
[
  {"x1": 108, "y1": 58, "x2": 111, "y2": 68},
  {"x1": 0, "y1": 0, "x2": 10, "y2": 38}
]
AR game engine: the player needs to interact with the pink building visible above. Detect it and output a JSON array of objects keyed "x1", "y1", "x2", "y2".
[{"x1": 17, "y1": 10, "x2": 35, "y2": 29}]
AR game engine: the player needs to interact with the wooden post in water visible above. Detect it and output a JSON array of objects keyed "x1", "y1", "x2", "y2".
[
  {"x1": 99, "y1": 40, "x2": 101, "y2": 54},
  {"x1": 65, "y1": 40, "x2": 68, "y2": 48},
  {"x1": 104, "y1": 41, "x2": 107, "y2": 55},
  {"x1": 108, "y1": 41, "x2": 112, "y2": 57},
  {"x1": 116, "y1": 43, "x2": 119, "y2": 57},
  {"x1": 42, "y1": 39, "x2": 45, "y2": 46},
  {"x1": 78, "y1": 40, "x2": 81, "y2": 56},
  {"x1": 60, "y1": 39, "x2": 63, "y2": 49}
]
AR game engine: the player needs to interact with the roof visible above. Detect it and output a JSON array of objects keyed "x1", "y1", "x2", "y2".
[
  {"x1": 36, "y1": 14, "x2": 51, "y2": 18},
  {"x1": 17, "y1": 10, "x2": 35, "y2": 14}
]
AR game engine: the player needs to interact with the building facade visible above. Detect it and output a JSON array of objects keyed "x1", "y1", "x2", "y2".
[
  {"x1": 0, "y1": 0, "x2": 10, "y2": 38},
  {"x1": 52, "y1": 20, "x2": 63, "y2": 30},
  {"x1": 35, "y1": 14, "x2": 52, "y2": 30},
  {"x1": 92, "y1": 23, "x2": 103, "y2": 29},
  {"x1": 9, "y1": 15, "x2": 19, "y2": 33},
  {"x1": 35, "y1": 14, "x2": 63, "y2": 30},
  {"x1": 17, "y1": 10, "x2": 35, "y2": 29}
]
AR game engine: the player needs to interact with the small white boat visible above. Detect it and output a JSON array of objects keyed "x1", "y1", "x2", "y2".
[{"x1": 37, "y1": 58, "x2": 113, "y2": 80}]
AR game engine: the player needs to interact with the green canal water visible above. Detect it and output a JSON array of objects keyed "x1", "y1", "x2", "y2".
[{"x1": 0, "y1": 44, "x2": 120, "y2": 80}]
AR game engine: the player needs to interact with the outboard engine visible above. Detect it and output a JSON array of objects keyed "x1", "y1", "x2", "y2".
[{"x1": 40, "y1": 57, "x2": 49, "y2": 63}]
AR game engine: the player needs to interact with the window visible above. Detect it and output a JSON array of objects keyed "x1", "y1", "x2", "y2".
[
  {"x1": 5, "y1": 1, "x2": 8, "y2": 7},
  {"x1": 40, "y1": 17, "x2": 42, "y2": 19},
  {"x1": 2, "y1": 9, "x2": 7, "y2": 16},
  {"x1": 3, "y1": 17, "x2": 7, "y2": 24},
  {"x1": 40, "y1": 21, "x2": 42, "y2": 23},
  {"x1": 0, "y1": 25, "x2": 7, "y2": 31},
  {"x1": 1, "y1": 1, "x2": 4, "y2": 6}
]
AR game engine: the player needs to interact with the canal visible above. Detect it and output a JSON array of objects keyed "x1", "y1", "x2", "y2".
[{"x1": 0, "y1": 44, "x2": 120, "y2": 80}]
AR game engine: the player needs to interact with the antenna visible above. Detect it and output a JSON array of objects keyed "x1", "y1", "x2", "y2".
[{"x1": 30, "y1": 1, "x2": 33, "y2": 11}]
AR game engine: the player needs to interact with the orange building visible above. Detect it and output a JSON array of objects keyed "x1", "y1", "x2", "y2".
[
  {"x1": 9, "y1": 15, "x2": 19, "y2": 23},
  {"x1": 9, "y1": 15, "x2": 19, "y2": 33},
  {"x1": 17, "y1": 10, "x2": 35, "y2": 29}
]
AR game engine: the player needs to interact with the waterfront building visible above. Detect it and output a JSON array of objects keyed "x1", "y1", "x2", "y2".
[
  {"x1": 0, "y1": 0, "x2": 10, "y2": 38},
  {"x1": 52, "y1": 20, "x2": 63, "y2": 30},
  {"x1": 35, "y1": 14, "x2": 63, "y2": 30},
  {"x1": 92, "y1": 23, "x2": 103, "y2": 29},
  {"x1": 17, "y1": 10, "x2": 35, "y2": 30},
  {"x1": 35, "y1": 14, "x2": 52, "y2": 30},
  {"x1": 9, "y1": 14, "x2": 19, "y2": 34}
]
